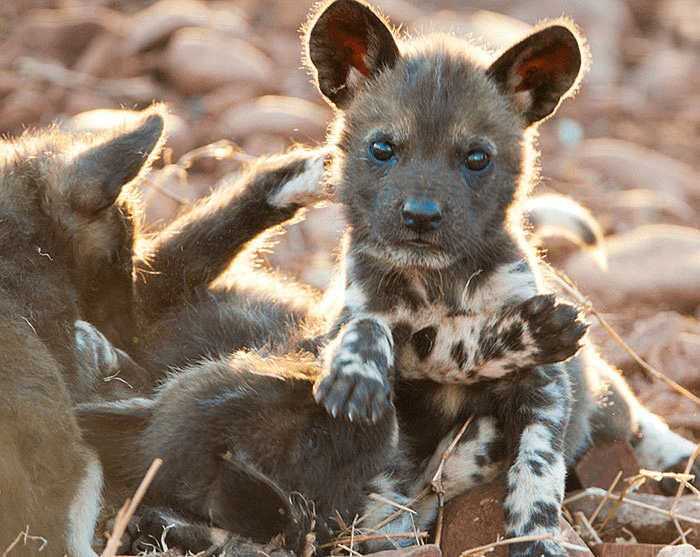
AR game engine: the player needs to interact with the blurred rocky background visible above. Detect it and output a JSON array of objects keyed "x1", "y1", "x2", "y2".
[{"x1": 1, "y1": 0, "x2": 699, "y2": 443}]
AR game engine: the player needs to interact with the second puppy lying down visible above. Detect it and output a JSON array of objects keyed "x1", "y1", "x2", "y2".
[{"x1": 79, "y1": 351, "x2": 399, "y2": 555}]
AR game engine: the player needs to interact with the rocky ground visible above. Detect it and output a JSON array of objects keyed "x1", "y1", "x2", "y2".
[{"x1": 1, "y1": 0, "x2": 700, "y2": 555}]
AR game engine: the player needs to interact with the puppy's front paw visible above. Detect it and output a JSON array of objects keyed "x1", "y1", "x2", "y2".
[
  {"x1": 518, "y1": 294, "x2": 588, "y2": 364},
  {"x1": 314, "y1": 358, "x2": 392, "y2": 424},
  {"x1": 315, "y1": 317, "x2": 394, "y2": 423}
]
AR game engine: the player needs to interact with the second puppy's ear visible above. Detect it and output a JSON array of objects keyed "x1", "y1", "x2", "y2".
[
  {"x1": 488, "y1": 24, "x2": 583, "y2": 126},
  {"x1": 306, "y1": 0, "x2": 400, "y2": 108},
  {"x1": 68, "y1": 111, "x2": 165, "y2": 213}
]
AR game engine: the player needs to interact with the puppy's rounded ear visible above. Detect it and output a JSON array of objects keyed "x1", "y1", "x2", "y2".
[
  {"x1": 305, "y1": 0, "x2": 400, "y2": 108},
  {"x1": 488, "y1": 24, "x2": 583, "y2": 127}
]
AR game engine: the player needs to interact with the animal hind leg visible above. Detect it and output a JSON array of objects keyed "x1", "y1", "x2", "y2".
[
  {"x1": 134, "y1": 146, "x2": 331, "y2": 323},
  {"x1": 586, "y1": 354, "x2": 700, "y2": 493}
]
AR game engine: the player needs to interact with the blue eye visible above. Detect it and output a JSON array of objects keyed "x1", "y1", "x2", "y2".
[
  {"x1": 463, "y1": 150, "x2": 491, "y2": 173},
  {"x1": 368, "y1": 140, "x2": 395, "y2": 163}
]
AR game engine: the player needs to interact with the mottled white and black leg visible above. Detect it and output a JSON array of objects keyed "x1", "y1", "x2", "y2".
[
  {"x1": 503, "y1": 365, "x2": 571, "y2": 557},
  {"x1": 402, "y1": 294, "x2": 587, "y2": 383},
  {"x1": 314, "y1": 316, "x2": 394, "y2": 422}
]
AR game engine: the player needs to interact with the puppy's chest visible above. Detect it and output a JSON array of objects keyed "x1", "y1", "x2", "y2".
[{"x1": 378, "y1": 267, "x2": 537, "y2": 382}]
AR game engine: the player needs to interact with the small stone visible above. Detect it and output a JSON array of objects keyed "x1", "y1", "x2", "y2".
[
  {"x1": 164, "y1": 27, "x2": 274, "y2": 95},
  {"x1": 574, "y1": 441, "x2": 652, "y2": 494},
  {"x1": 218, "y1": 95, "x2": 331, "y2": 142},
  {"x1": 657, "y1": 544, "x2": 700, "y2": 557},
  {"x1": 564, "y1": 224, "x2": 700, "y2": 314},
  {"x1": 123, "y1": 0, "x2": 248, "y2": 54}
]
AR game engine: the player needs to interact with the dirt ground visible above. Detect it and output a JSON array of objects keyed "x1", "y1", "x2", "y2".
[{"x1": 1, "y1": 0, "x2": 699, "y2": 554}]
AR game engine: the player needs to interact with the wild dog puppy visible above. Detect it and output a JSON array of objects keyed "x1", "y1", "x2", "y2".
[
  {"x1": 0, "y1": 110, "x2": 163, "y2": 556},
  {"x1": 78, "y1": 351, "x2": 398, "y2": 555},
  {"x1": 300, "y1": 1, "x2": 700, "y2": 555},
  {"x1": 77, "y1": 146, "x2": 393, "y2": 553}
]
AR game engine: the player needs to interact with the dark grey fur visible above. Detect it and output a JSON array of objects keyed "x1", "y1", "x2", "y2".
[{"x1": 0, "y1": 109, "x2": 163, "y2": 556}]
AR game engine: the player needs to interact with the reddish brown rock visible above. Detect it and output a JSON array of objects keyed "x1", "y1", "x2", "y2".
[
  {"x1": 560, "y1": 139, "x2": 700, "y2": 207},
  {"x1": 164, "y1": 27, "x2": 274, "y2": 95},
  {"x1": 0, "y1": 85, "x2": 46, "y2": 132},
  {"x1": 218, "y1": 95, "x2": 331, "y2": 142},
  {"x1": 123, "y1": 0, "x2": 249, "y2": 54},
  {"x1": 593, "y1": 311, "x2": 700, "y2": 392},
  {"x1": 17, "y1": 7, "x2": 114, "y2": 67},
  {"x1": 441, "y1": 481, "x2": 592, "y2": 557},
  {"x1": 591, "y1": 543, "x2": 669, "y2": 557},
  {"x1": 565, "y1": 492, "x2": 700, "y2": 546},
  {"x1": 574, "y1": 441, "x2": 652, "y2": 494},
  {"x1": 368, "y1": 544, "x2": 442, "y2": 557},
  {"x1": 564, "y1": 225, "x2": 700, "y2": 314}
]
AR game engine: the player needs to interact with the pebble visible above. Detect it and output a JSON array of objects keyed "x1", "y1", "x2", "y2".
[
  {"x1": 564, "y1": 224, "x2": 700, "y2": 314},
  {"x1": 218, "y1": 95, "x2": 332, "y2": 142},
  {"x1": 123, "y1": 0, "x2": 249, "y2": 54},
  {"x1": 18, "y1": 7, "x2": 114, "y2": 67},
  {"x1": 164, "y1": 27, "x2": 274, "y2": 95}
]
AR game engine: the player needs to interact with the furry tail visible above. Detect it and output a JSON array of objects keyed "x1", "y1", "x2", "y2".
[{"x1": 523, "y1": 194, "x2": 607, "y2": 269}]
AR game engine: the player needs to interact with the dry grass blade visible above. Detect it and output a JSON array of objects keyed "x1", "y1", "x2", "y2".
[
  {"x1": 100, "y1": 458, "x2": 163, "y2": 557},
  {"x1": 574, "y1": 511, "x2": 602, "y2": 545},
  {"x1": 331, "y1": 532, "x2": 429, "y2": 546},
  {"x1": 544, "y1": 264, "x2": 700, "y2": 408},
  {"x1": 672, "y1": 441, "x2": 700, "y2": 511},
  {"x1": 596, "y1": 473, "x2": 650, "y2": 533},
  {"x1": 458, "y1": 533, "x2": 589, "y2": 556},
  {"x1": 588, "y1": 470, "x2": 622, "y2": 524},
  {"x1": 565, "y1": 487, "x2": 700, "y2": 525},
  {"x1": 2, "y1": 527, "x2": 47, "y2": 557},
  {"x1": 431, "y1": 416, "x2": 474, "y2": 547}
]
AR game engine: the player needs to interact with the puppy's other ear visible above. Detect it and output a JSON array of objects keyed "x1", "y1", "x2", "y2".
[
  {"x1": 69, "y1": 110, "x2": 165, "y2": 213},
  {"x1": 306, "y1": 0, "x2": 400, "y2": 108},
  {"x1": 207, "y1": 451, "x2": 297, "y2": 543},
  {"x1": 488, "y1": 24, "x2": 583, "y2": 126}
]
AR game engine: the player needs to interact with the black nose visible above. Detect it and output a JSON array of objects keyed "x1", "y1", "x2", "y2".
[{"x1": 401, "y1": 198, "x2": 444, "y2": 233}]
